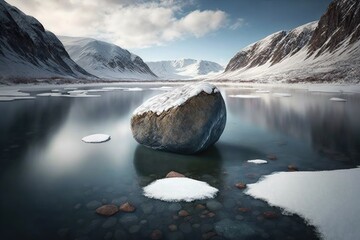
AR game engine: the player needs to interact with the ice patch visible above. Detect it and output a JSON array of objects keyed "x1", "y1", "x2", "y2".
[
  {"x1": 0, "y1": 90, "x2": 30, "y2": 96},
  {"x1": 228, "y1": 95, "x2": 261, "y2": 99},
  {"x1": 330, "y1": 97, "x2": 346, "y2": 102},
  {"x1": 246, "y1": 168, "x2": 360, "y2": 240},
  {"x1": 273, "y1": 93, "x2": 292, "y2": 97},
  {"x1": 133, "y1": 82, "x2": 219, "y2": 116},
  {"x1": 255, "y1": 90, "x2": 270, "y2": 93},
  {"x1": 0, "y1": 96, "x2": 35, "y2": 102},
  {"x1": 247, "y1": 159, "x2": 268, "y2": 164},
  {"x1": 143, "y1": 177, "x2": 218, "y2": 202},
  {"x1": 124, "y1": 87, "x2": 143, "y2": 92},
  {"x1": 102, "y1": 87, "x2": 126, "y2": 90},
  {"x1": 82, "y1": 134, "x2": 111, "y2": 143},
  {"x1": 149, "y1": 86, "x2": 173, "y2": 91}
]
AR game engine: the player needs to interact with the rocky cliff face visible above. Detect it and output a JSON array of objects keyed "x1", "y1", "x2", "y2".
[
  {"x1": 308, "y1": 0, "x2": 360, "y2": 56},
  {"x1": 223, "y1": 0, "x2": 360, "y2": 83},
  {"x1": 59, "y1": 36, "x2": 157, "y2": 80},
  {"x1": 225, "y1": 22, "x2": 317, "y2": 72},
  {"x1": 0, "y1": 0, "x2": 93, "y2": 80}
]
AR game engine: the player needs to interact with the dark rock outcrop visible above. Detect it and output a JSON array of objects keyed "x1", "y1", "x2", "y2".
[
  {"x1": 0, "y1": 0, "x2": 93, "y2": 80},
  {"x1": 131, "y1": 83, "x2": 226, "y2": 154}
]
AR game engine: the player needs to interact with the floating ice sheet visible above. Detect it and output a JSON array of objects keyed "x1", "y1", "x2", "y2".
[{"x1": 82, "y1": 134, "x2": 111, "y2": 143}]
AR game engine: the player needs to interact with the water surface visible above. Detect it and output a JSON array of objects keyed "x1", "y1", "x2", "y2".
[{"x1": 0, "y1": 84, "x2": 359, "y2": 240}]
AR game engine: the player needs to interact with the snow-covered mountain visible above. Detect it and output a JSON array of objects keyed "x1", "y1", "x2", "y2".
[
  {"x1": 220, "y1": 0, "x2": 360, "y2": 83},
  {"x1": 59, "y1": 36, "x2": 157, "y2": 80},
  {"x1": 0, "y1": 0, "x2": 93, "y2": 81},
  {"x1": 146, "y1": 59, "x2": 224, "y2": 80}
]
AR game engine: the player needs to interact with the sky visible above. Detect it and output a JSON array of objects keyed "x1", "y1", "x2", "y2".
[{"x1": 7, "y1": 0, "x2": 333, "y2": 65}]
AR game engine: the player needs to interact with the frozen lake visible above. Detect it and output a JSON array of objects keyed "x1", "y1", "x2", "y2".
[{"x1": 0, "y1": 84, "x2": 359, "y2": 240}]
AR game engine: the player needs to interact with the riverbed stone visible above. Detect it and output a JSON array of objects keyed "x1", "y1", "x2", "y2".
[
  {"x1": 206, "y1": 200, "x2": 223, "y2": 211},
  {"x1": 119, "y1": 202, "x2": 136, "y2": 212},
  {"x1": 102, "y1": 217, "x2": 117, "y2": 228},
  {"x1": 214, "y1": 219, "x2": 257, "y2": 239},
  {"x1": 86, "y1": 200, "x2": 101, "y2": 209},
  {"x1": 96, "y1": 205, "x2": 119, "y2": 216}
]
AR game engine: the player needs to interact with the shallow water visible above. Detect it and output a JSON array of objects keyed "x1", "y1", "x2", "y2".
[{"x1": 0, "y1": 84, "x2": 359, "y2": 240}]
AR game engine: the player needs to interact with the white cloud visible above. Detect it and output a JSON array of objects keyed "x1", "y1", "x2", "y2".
[
  {"x1": 230, "y1": 18, "x2": 247, "y2": 30},
  {"x1": 6, "y1": 0, "x2": 228, "y2": 48}
]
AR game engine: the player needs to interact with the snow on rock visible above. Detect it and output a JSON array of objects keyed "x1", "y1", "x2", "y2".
[
  {"x1": 228, "y1": 95, "x2": 261, "y2": 99},
  {"x1": 247, "y1": 159, "x2": 268, "y2": 164},
  {"x1": 143, "y1": 177, "x2": 218, "y2": 202},
  {"x1": 330, "y1": 97, "x2": 347, "y2": 102},
  {"x1": 82, "y1": 134, "x2": 111, "y2": 143},
  {"x1": 245, "y1": 168, "x2": 360, "y2": 240},
  {"x1": 133, "y1": 82, "x2": 219, "y2": 116}
]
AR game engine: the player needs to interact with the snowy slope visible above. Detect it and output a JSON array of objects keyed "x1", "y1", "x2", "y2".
[
  {"x1": 0, "y1": 0, "x2": 94, "y2": 81},
  {"x1": 59, "y1": 36, "x2": 157, "y2": 80},
  {"x1": 146, "y1": 59, "x2": 224, "y2": 80},
  {"x1": 220, "y1": 0, "x2": 360, "y2": 83}
]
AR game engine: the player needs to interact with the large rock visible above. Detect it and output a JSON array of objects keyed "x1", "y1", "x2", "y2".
[{"x1": 131, "y1": 83, "x2": 226, "y2": 154}]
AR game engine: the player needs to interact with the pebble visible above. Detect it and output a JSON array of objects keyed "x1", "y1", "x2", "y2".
[
  {"x1": 178, "y1": 210, "x2": 190, "y2": 217},
  {"x1": 95, "y1": 204, "x2": 119, "y2": 216},
  {"x1": 166, "y1": 171, "x2": 185, "y2": 178},
  {"x1": 238, "y1": 207, "x2": 251, "y2": 213},
  {"x1": 195, "y1": 204, "x2": 206, "y2": 210},
  {"x1": 169, "y1": 224, "x2": 178, "y2": 231},
  {"x1": 129, "y1": 225, "x2": 141, "y2": 234},
  {"x1": 102, "y1": 217, "x2": 117, "y2": 228},
  {"x1": 179, "y1": 223, "x2": 192, "y2": 234},
  {"x1": 141, "y1": 203, "x2": 154, "y2": 214},
  {"x1": 114, "y1": 229, "x2": 127, "y2": 240},
  {"x1": 207, "y1": 212, "x2": 216, "y2": 218},
  {"x1": 150, "y1": 229, "x2": 163, "y2": 240},
  {"x1": 201, "y1": 223, "x2": 214, "y2": 233},
  {"x1": 74, "y1": 203, "x2": 82, "y2": 210},
  {"x1": 202, "y1": 231, "x2": 217, "y2": 240},
  {"x1": 168, "y1": 203, "x2": 182, "y2": 211},
  {"x1": 206, "y1": 200, "x2": 223, "y2": 211},
  {"x1": 86, "y1": 200, "x2": 101, "y2": 210},
  {"x1": 140, "y1": 219, "x2": 147, "y2": 225},
  {"x1": 119, "y1": 202, "x2": 136, "y2": 212},
  {"x1": 235, "y1": 182, "x2": 247, "y2": 189},
  {"x1": 119, "y1": 215, "x2": 138, "y2": 224},
  {"x1": 263, "y1": 211, "x2": 278, "y2": 219},
  {"x1": 288, "y1": 165, "x2": 299, "y2": 171},
  {"x1": 267, "y1": 154, "x2": 277, "y2": 160}
]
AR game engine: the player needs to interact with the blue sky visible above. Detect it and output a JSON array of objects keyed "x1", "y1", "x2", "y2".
[{"x1": 8, "y1": 0, "x2": 333, "y2": 65}]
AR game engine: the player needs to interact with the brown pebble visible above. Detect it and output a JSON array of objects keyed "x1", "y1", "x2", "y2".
[
  {"x1": 207, "y1": 212, "x2": 215, "y2": 218},
  {"x1": 168, "y1": 224, "x2": 177, "y2": 231},
  {"x1": 267, "y1": 154, "x2": 277, "y2": 160},
  {"x1": 196, "y1": 204, "x2": 206, "y2": 210},
  {"x1": 238, "y1": 207, "x2": 251, "y2": 213},
  {"x1": 150, "y1": 229, "x2": 163, "y2": 240},
  {"x1": 288, "y1": 165, "x2": 299, "y2": 171},
  {"x1": 263, "y1": 211, "x2": 278, "y2": 219},
  {"x1": 119, "y1": 202, "x2": 136, "y2": 212},
  {"x1": 178, "y1": 210, "x2": 190, "y2": 217},
  {"x1": 166, "y1": 171, "x2": 185, "y2": 178},
  {"x1": 202, "y1": 210, "x2": 209, "y2": 215},
  {"x1": 172, "y1": 215, "x2": 179, "y2": 220},
  {"x1": 202, "y1": 231, "x2": 217, "y2": 240},
  {"x1": 235, "y1": 182, "x2": 247, "y2": 189},
  {"x1": 95, "y1": 204, "x2": 119, "y2": 216}
]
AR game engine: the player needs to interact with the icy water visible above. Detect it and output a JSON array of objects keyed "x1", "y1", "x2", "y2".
[{"x1": 0, "y1": 84, "x2": 359, "y2": 240}]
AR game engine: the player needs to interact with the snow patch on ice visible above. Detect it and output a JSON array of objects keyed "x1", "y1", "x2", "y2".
[
  {"x1": 247, "y1": 159, "x2": 268, "y2": 164},
  {"x1": 246, "y1": 168, "x2": 360, "y2": 240},
  {"x1": 82, "y1": 134, "x2": 111, "y2": 143},
  {"x1": 143, "y1": 177, "x2": 218, "y2": 202},
  {"x1": 255, "y1": 90, "x2": 270, "y2": 93},
  {"x1": 330, "y1": 97, "x2": 346, "y2": 102},
  {"x1": 124, "y1": 87, "x2": 143, "y2": 92},
  {"x1": 133, "y1": 82, "x2": 219, "y2": 116}
]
